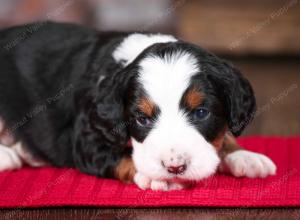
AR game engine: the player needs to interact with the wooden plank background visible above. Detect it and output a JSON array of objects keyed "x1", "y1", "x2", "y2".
[{"x1": 178, "y1": 0, "x2": 300, "y2": 55}]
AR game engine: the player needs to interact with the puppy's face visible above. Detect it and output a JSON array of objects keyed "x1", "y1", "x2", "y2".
[
  {"x1": 97, "y1": 39, "x2": 255, "y2": 180},
  {"x1": 119, "y1": 42, "x2": 256, "y2": 181},
  {"x1": 129, "y1": 52, "x2": 222, "y2": 181}
]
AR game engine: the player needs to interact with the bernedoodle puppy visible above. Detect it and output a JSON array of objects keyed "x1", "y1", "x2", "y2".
[{"x1": 0, "y1": 22, "x2": 276, "y2": 190}]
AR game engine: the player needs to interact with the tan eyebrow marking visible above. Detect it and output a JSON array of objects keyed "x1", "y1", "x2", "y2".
[
  {"x1": 184, "y1": 88, "x2": 204, "y2": 109},
  {"x1": 138, "y1": 97, "x2": 156, "y2": 117}
]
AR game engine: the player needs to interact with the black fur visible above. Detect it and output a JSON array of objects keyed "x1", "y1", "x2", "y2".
[
  {"x1": 0, "y1": 22, "x2": 132, "y2": 177},
  {"x1": 0, "y1": 22, "x2": 256, "y2": 178}
]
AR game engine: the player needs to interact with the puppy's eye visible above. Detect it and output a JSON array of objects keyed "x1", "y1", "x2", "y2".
[
  {"x1": 136, "y1": 116, "x2": 153, "y2": 127},
  {"x1": 194, "y1": 108, "x2": 210, "y2": 120}
]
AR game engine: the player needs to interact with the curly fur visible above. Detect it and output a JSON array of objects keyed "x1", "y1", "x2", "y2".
[{"x1": 0, "y1": 22, "x2": 256, "y2": 181}]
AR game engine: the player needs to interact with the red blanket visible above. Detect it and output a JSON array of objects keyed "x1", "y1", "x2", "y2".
[{"x1": 0, "y1": 137, "x2": 299, "y2": 208}]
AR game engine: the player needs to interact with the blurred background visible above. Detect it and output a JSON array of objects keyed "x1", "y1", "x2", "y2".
[{"x1": 0, "y1": 0, "x2": 299, "y2": 136}]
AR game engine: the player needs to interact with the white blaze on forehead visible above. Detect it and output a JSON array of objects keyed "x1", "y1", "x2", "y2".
[
  {"x1": 113, "y1": 33, "x2": 177, "y2": 66},
  {"x1": 138, "y1": 52, "x2": 199, "y2": 112}
]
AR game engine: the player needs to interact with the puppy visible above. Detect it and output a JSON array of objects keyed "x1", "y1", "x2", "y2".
[{"x1": 0, "y1": 22, "x2": 276, "y2": 190}]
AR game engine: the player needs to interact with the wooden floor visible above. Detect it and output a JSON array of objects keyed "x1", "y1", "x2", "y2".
[
  {"x1": 0, "y1": 57, "x2": 299, "y2": 219},
  {"x1": 1, "y1": 208, "x2": 300, "y2": 220}
]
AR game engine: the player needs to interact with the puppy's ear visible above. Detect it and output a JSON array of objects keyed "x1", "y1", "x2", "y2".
[
  {"x1": 207, "y1": 61, "x2": 256, "y2": 136},
  {"x1": 73, "y1": 68, "x2": 136, "y2": 177},
  {"x1": 92, "y1": 69, "x2": 136, "y2": 145}
]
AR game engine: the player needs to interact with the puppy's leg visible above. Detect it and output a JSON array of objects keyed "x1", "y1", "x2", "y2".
[
  {"x1": 0, "y1": 130, "x2": 15, "y2": 146},
  {"x1": 0, "y1": 118, "x2": 22, "y2": 171},
  {"x1": 0, "y1": 144, "x2": 22, "y2": 171},
  {"x1": 114, "y1": 157, "x2": 136, "y2": 184},
  {"x1": 134, "y1": 172, "x2": 151, "y2": 189},
  {"x1": 0, "y1": 119, "x2": 14, "y2": 146},
  {"x1": 114, "y1": 157, "x2": 176, "y2": 191},
  {"x1": 12, "y1": 142, "x2": 46, "y2": 167},
  {"x1": 133, "y1": 172, "x2": 185, "y2": 191},
  {"x1": 219, "y1": 134, "x2": 276, "y2": 178},
  {"x1": 0, "y1": 142, "x2": 46, "y2": 171},
  {"x1": 150, "y1": 179, "x2": 169, "y2": 191}
]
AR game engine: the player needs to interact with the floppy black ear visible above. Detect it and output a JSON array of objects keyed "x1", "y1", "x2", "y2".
[
  {"x1": 72, "y1": 68, "x2": 135, "y2": 177},
  {"x1": 206, "y1": 60, "x2": 256, "y2": 137},
  {"x1": 93, "y1": 69, "x2": 136, "y2": 145}
]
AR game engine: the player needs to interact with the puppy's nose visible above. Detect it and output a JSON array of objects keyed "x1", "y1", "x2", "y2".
[{"x1": 166, "y1": 164, "x2": 187, "y2": 175}]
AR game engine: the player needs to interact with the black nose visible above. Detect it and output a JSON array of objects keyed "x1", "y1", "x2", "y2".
[{"x1": 167, "y1": 164, "x2": 187, "y2": 175}]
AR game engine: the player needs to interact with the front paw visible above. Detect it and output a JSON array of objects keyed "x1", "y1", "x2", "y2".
[
  {"x1": 150, "y1": 180, "x2": 169, "y2": 191},
  {"x1": 134, "y1": 172, "x2": 185, "y2": 191},
  {"x1": 114, "y1": 157, "x2": 136, "y2": 184},
  {"x1": 134, "y1": 172, "x2": 151, "y2": 189},
  {"x1": 134, "y1": 173, "x2": 168, "y2": 190},
  {"x1": 223, "y1": 150, "x2": 276, "y2": 178}
]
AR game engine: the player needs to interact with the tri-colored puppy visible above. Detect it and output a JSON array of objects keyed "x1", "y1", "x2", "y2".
[{"x1": 0, "y1": 22, "x2": 276, "y2": 190}]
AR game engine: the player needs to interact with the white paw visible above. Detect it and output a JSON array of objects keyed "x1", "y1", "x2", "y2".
[
  {"x1": 150, "y1": 180, "x2": 169, "y2": 191},
  {"x1": 13, "y1": 142, "x2": 46, "y2": 167},
  {"x1": 0, "y1": 145, "x2": 22, "y2": 171},
  {"x1": 134, "y1": 172, "x2": 151, "y2": 190},
  {"x1": 224, "y1": 150, "x2": 276, "y2": 178},
  {"x1": 134, "y1": 172, "x2": 186, "y2": 191},
  {"x1": 168, "y1": 182, "x2": 185, "y2": 191},
  {"x1": 0, "y1": 131, "x2": 15, "y2": 146}
]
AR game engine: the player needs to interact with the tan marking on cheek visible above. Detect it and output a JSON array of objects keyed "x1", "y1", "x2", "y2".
[
  {"x1": 114, "y1": 157, "x2": 136, "y2": 183},
  {"x1": 185, "y1": 89, "x2": 204, "y2": 109},
  {"x1": 138, "y1": 98, "x2": 156, "y2": 117}
]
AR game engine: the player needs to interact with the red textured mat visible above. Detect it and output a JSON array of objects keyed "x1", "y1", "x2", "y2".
[{"x1": 0, "y1": 137, "x2": 299, "y2": 208}]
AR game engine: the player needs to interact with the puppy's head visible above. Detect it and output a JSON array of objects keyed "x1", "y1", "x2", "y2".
[{"x1": 97, "y1": 39, "x2": 256, "y2": 181}]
